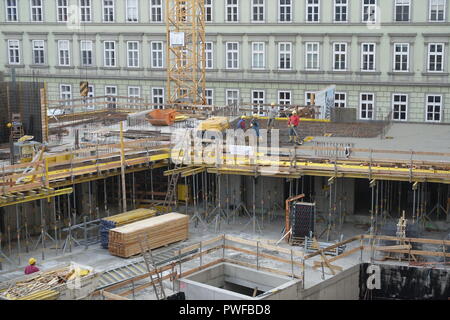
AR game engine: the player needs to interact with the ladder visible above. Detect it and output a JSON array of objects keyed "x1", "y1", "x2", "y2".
[{"x1": 138, "y1": 235, "x2": 166, "y2": 300}]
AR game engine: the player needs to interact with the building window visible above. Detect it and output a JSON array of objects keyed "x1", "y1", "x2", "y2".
[
  {"x1": 334, "y1": 0, "x2": 347, "y2": 22},
  {"x1": 60, "y1": 84, "x2": 72, "y2": 102},
  {"x1": 392, "y1": 94, "x2": 408, "y2": 121},
  {"x1": 128, "y1": 86, "x2": 141, "y2": 108},
  {"x1": 305, "y1": 92, "x2": 315, "y2": 105},
  {"x1": 226, "y1": 0, "x2": 238, "y2": 22},
  {"x1": 252, "y1": 0, "x2": 264, "y2": 22},
  {"x1": 85, "y1": 84, "x2": 95, "y2": 108},
  {"x1": 335, "y1": 92, "x2": 346, "y2": 108},
  {"x1": 7, "y1": 40, "x2": 20, "y2": 65},
  {"x1": 205, "y1": 0, "x2": 213, "y2": 22},
  {"x1": 252, "y1": 90, "x2": 265, "y2": 115},
  {"x1": 205, "y1": 42, "x2": 213, "y2": 69},
  {"x1": 226, "y1": 42, "x2": 239, "y2": 69},
  {"x1": 426, "y1": 94, "x2": 442, "y2": 122},
  {"x1": 278, "y1": 91, "x2": 291, "y2": 111},
  {"x1": 395, "y1": 0, "x2": 410, "y2": 22},
  {"x1": 81, "y1": 40, "x2": 93, "y2": 66},
  {"x1": 80, "y1": 0, "x2": 92, "y2": 22},
  {"x1": 428, "y1": 43, "x2": 444, "y2": 72},
  {"x1": 251, "y1": 42, "x2": 265, "y2": 69},
  {"x1": 305, "y1": 42, "x2": 320, "y2": 70},
  {"x1": 104, "y1": 41, "x2": 116, "y2": 67},
  {"x1": 103, "y1": 0, "x2": 115, "y2": 22},
  {"x1": 30, "y1": 0, "x2": 43, "y2": 22},
  {"x1": 429, "y1": 0, "x2": 446, "y2": 21},
  {"x1": 152, "y1": 88, "x2": 164, "y2": 109},
  {"x1": 57, "y1": 0, "x2": 68, "y2": 22},
  {"x1": 360, "y1": 93, "x2": 374, "y2": 120},
  {"x1": 362, "y1": 0, "x2": 377, "y2": 23},
  {"x1": 333, "y1": 42, "x2": 347, "y2": 71},
  {"x1": 393, "y1": 43, "x2": 409, "y2": 72},
  {"x1": 278, "y1": 42, "x2": 292, "y2": 70},
  {"x1": 150, "y1": 0, "x2": 162, "y2": 22},
  {"x1": 205, "y1": 89, "x2": 214, "y2": 105},
  {"x1": 32, "y1": 40, "x2": 45, "y2": 65},
  {"x1": 127, "y1": 41, "x2": 139, "y2": 68},
  {"x1": 58, "y1": 40, "x2": 70, "y2": 66},
  {"x1": 279, "y1": 0, "x2": 292, "y2": 22},
  {"x1": 6, "y1": 0, "x2": 18, "y2": 22},
  {"x1": 126, "y1": 0, "x2": 138, "y2": 22},
  {"x1": 151, "y1": 41, "x2": 163, "y2": 68},
  {"x1": 306, "y1": 0, "x2": 320, "y2": 22},
  {"x1": 361, "y1": 43, "x2": 376, "y2": 71},
  {"x1": 105, "y1": 86, "x2": 117, "y2": 108},
  {"x1": 226, "y1": 89, "x2": 239, "y2": 106}
]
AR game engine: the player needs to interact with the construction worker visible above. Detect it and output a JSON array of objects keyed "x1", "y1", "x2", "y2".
[
  {"x1": 250, "y1": 115, "x2": 260, "y2": 138},
  {"x1": 236, "y1": 116, "x2": 246, "y2": 130},
  {"x1": 267, "y1": 103, "x2": 277, "y2": 130},
  {"x1": 25, "y1": 258, "x2": 40, "y2": 275},
  {"x1": 288, "y1": 110, "x2": 300, "y2": 144}
]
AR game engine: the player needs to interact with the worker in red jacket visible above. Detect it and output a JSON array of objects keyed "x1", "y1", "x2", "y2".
[
  {"x1": 288, "y1": 110, "x2": 300, "y2": 144},
  {"x1": 25, "y1": 258, "x2": 40, "y2": 275}
]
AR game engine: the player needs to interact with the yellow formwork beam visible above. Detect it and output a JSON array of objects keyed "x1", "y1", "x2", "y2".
[{"x1": 0, "y1": 187, "x2": 73, "y2": 208}]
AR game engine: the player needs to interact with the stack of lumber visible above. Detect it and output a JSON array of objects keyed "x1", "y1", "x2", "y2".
[
  {"x1": 197, "y1": 116, "x2": 229, "y2": 131},
  {"x1": 100, "y1": 208, "x2": 157, "y2": 249},
  {"x1": 108, "y1": 212, "x2": 189, "y2": 258}
]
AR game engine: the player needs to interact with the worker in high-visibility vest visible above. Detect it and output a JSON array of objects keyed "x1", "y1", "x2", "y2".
[{"x1": 25, "y1": 258, "x2": 40, "y2": 275}]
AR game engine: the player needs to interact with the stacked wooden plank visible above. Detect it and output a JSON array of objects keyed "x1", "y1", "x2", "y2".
[
  {"x1": 100, "y1": 208, "x2": 157, "y2": 249},
  {"x1": 108, "y1": 212, "x2": 189, "y2": 258},
  {"x1": 197, "y1": 117, "x2": 229, "y2": 131}
]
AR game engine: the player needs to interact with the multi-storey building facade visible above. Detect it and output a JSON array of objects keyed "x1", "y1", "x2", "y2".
[{"x1": 1, "y1": 0, "x2": 449, "y2": 122}]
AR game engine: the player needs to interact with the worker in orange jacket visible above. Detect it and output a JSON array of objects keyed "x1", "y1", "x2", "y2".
[{"x1": 288, "y1": 110, "x2": 300, "y2": 144}]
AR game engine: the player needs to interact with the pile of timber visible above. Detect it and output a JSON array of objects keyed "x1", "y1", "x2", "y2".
[
  {"x1": 100, "y1": 208, "x2": 157, "y2": 249},
  {"x1": 108, "y1": 212, "x2": 189, "y2": 258},
  {"x1": 197, "y1": 116, "x2": 229, "y2": 131}
]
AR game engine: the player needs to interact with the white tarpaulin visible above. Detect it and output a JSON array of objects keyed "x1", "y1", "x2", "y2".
[
  {"x1": 315, "y1": 85, "x2": 336, "y2": 119},
  {"x1": 170, "y1": 32, "x2": 185, "y2": 46}
]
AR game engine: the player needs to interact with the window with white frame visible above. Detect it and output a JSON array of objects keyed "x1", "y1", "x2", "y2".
[
  {"x1": 150, "y1": 0, "x2": 162, "y2": 22},
  {"x1": 7, "y1": 40, "x2": 20, "y2": 65},
  {"x1": 426, "y1": 94, "x2": 442, "y2": 122},
  {"x1": 128, "y1": 86, "x2": 141, "y2": 108},
  {"x1": 279, "y1": 0, "x2": 292, "y2": 22},
  {"x1": 305, "y1": 92, "x2": 315, "y2": 105},
  {"x1": 103, "y1": 41, "x2": 116, "y2": 67},
  {"x1": 393, "y1": 43, "x2": 409, "y2": 72},
  {"x1": 361, "y1": 43, "x2": 376, "y2": 71},
  {"x1": 252, "y1": 0, "x2": 265, "y2": 22},
  {"x1": 205, "y1": 42, "x2": 213, "y2": 69},
  {"x1": 103, "y1": 0, "x2": 115, "y2": 22},
  {"x1": 335, "y1": 92, "x2": 346, "y2": 108},
  {"x1": 58, "y1": 40, "x2": 70, "y2": 66},
  {"x1": 57, "y1": 0, "x2": 68, "y2": 22},
  {"x1": 152, "y1": 88, "x2": 164, "y2": 109},
  {"x1": 205, "y1": 0, "x2": 213, "y2": 22},
  {"x1": 306, "y1": 0, "x2": 320, "y2": 22},
  {"x1": 205, "y1": 89, "x2": 214, "y2": 105},
  {"x1": 86, "y1": 84, "x2": 95, "y2": 109},
  {"x1": 127, "y1": 41, "x2": 139, "y2": 68},
  {"x1": 278, "y1": 42, "x2": 292, "y2": 70},
  {"x1": 226, "y1": 42, "x2": 239, "y2": 69},
  {"x1": 126, "y1": 0, "x2": 138, "y2": 22},
  {"x1": 252, "y1": 90, "x2": 265, "y2": 115},
  {"x1": 395, "y1": 0, "x2": 410, "y2": 22},
  {"x1": 60, "y1": 84, "x2": 72, "y2": 103},
  {"x1": 392, "y1": 94, "x2": 408, "y2": 121},
  {"x1": 333, "y1": 42, "x2": 347, "y2": 71},
  {"x1": 226, "y1": 0, "x2": 238, "y2": 22},
  {"x1": 81, "y1": 40, "x2": 93, "y2": 66},
  {"x1": 429, "y1": 0, "x2": 446, "y2": 21},
  {"x1": 6, "y1": 0, "x2": 18, "y2": 22},
  {"x1": 251, "y1": 42, "x2": 265, "y2": 69},
  {"x1": 334, "y1": 0, "x2": 347, "y2": 22},
  {"x1": 226, "y1": 89, "x2": 239, "y2": 106},
  {"x1": 278, "y1": 91, "x2": 291, "y2": 111},
  {"x1": 30, "y1": 0, "x2": 43, "y2": 22},
  {"x1": 305, "y1": 42, "x2": 320, "y2": 70},
  {"x1": 105, "y1": 86, "x2": 117, "y2": 108},
  {"x1": 80, "y1": 0, "x2": 92, "y2": 22},
  {"x1": 360, "y1": 93, "x2": 374, "y2": 119},
  {"x1": 362, "y1": 0, "x2": 377, "y2": 23},
  {"x1": 151, "y1": 41, "x2": 163, "y2": 68},
  {"x1": 32, "y1": 40, "x2": 45, "y2": 65},
  {"x1": 428, "y1": 43, "x2": 444, "y2": 72}
]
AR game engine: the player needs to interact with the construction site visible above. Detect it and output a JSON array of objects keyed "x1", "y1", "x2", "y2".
[{"x1": 0, "y1": 1, "x2": 449, "y2": 302}]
